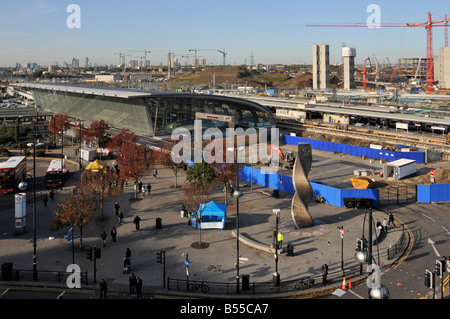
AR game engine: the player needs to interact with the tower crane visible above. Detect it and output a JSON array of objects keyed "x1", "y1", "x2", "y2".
[
  {"x1": 363, "y1": 57, "x2": 371, "y2": 90},
  {"x1": 217, "y1": 49, "x2": 227, "y2": 66},
  {"x1": 306, "y1": 12, "x2": 450, "y2": 94},
  {"x1": 128, "y1": 49, "x2": 151, "y2": 70}
]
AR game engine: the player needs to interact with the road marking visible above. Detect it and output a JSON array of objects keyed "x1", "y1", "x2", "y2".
[
  {"x1": 347, "y1": 289, "x2": 365, "y2": 299},
  {"x1": 421, "y1": 213, "x2": 436, "y2": 223},
  {"x1": 56, "y1": 291, "x2": 65, "y2": 299},
  {"x1": 442, "y1": 226, "x2": 450, "y2": 235},
  {"x1": 0, "y1": 289, "x2": 9, "y2": 298}
]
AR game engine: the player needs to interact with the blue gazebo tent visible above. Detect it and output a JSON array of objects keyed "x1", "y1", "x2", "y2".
[{"x1": 192, "y1": 201, "x2": 227, "y2": 230}]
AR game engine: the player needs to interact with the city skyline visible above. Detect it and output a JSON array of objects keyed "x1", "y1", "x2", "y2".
[{"x1": 0, "y1": 0, "x2": 449, "y2": 68}]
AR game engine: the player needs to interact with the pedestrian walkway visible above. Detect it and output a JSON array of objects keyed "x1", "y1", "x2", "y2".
[{"x1": 0, "y1": 156, "x2": 405, "y2": 298}]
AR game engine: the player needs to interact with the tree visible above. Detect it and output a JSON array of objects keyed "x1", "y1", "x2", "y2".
[
  {"x1": 155, "y1": 139, "x2": 187, "y2": 188},
  {"x1": 186, "y1": 159, "x2": 216, "y2": 193},
  {"x1": 50, "y1": 183, "x2": 97, "y2": 249},
  {"x1": 83, "y1": 120, "x2": 110, "y2": 147},
  {"x1": 116, "y1": 139, "x2": 153, "y2": 200},
  {"x1": 209, "y1": 142, "x2": 239, "y2": 204},
  {"x1": 79, "y1": 167, "x2": 121, "y2": 220},
  {"x1": 181, "y1": 181, "x2": 213, "y2": 249},
  {"x1": 48, "y1": 113, "x2": 71, "y2": 137}
]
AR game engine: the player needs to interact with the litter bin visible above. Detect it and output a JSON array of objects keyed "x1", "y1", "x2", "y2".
[
  {"x1": 156, "y1": 217, "x2": 162, "y2": 229},
  {"x1": 242, "y1": 274, "x2": 250, "y2": 291},
  {"x1": 1, "y1": 263, "x2": 13, "y2": 281},
  {"x1": 287, "y1": 243, "x2": 294, "y2": 257}
]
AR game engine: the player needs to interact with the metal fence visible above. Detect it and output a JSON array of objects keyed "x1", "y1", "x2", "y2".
[
  {"x1": 167, "y1": 264, "x2": 363, "y2": 296},
  {"x1": 378, "y1": 186, "x2": 416, "y2": 206},
  {"x1": 0, "y1": 267, "x2": 88, "y2": 285},
  {"x1": 387, "y1": 224, "x2": 410, "y2": 260}
]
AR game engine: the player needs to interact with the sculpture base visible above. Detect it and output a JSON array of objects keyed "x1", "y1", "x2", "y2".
[{"x1": 278, "y1": 218, "x2": 330, "y2": 238}]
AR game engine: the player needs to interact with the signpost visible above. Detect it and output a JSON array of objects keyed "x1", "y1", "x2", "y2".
[{"x1": 338, "y1": 226, "x2": 344, "y2": 275}]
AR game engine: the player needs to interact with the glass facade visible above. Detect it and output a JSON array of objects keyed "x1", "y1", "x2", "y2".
[{"x1": 31, "y1": 86, "x2": 274, "y2": 137}]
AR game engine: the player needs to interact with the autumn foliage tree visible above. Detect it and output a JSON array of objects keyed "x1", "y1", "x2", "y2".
[
  {"x1": 209, "y1": 142, "x2": 239, "y2": 204},
  {"x1": 155, "y1": 139, "x2": 187, "y2": 188},
  {"x1": 48, "y1": 113, "x2": 71, "y2": 137},
  {"x1": 108, "y1": 130, "x2": 153, "y2": 200},
  {"x1": 83, "y1": 120, "x2": 110, "y2": 147},
  {"x1": 51, "y1": 184, "x2": 97, "y2": 248}
]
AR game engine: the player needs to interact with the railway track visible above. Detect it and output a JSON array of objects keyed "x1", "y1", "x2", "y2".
[{"x1": 275, "y1": 120, "x2": 450, "y2": 154}]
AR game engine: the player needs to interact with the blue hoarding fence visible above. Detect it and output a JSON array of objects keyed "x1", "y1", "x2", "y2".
[
  {"x1": 282, "y1": 135, "x2": 425, "y2": 164},
  {"x1": 239, "y1": 165, "x2": 379, "y2": 208},
  {"x1": 417, "y1": 184, "x2": 450, "y2": 203}
]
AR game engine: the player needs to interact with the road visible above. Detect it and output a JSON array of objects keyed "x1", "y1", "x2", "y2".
[{"x1": 320, "y1": 201, "x2": 450, "y2": 299}]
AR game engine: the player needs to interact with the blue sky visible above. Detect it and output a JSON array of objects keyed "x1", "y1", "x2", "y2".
[{"x1": 0, "y1": 0, "x2": 449, "y2": 67}]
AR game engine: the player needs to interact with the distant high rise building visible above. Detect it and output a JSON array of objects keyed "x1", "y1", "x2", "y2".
[
  {"x1": 436, "y1": 47, "x2": 450, "y2": 89},
  {"x1": 312, "y1": 44, "x2": 330, "y2": 90},
  {"x1": 72, "y1": 58, "x2": 80, "y2": 69},
  {"x1": 85, "y1": 57, "x2": 89, "y2": 68},
  {"x1": 201, "y1": 58, "x2": 206, "y2": 68},
  {"x1": 129, "y1": 60, "x2": 139, "y2": 69}
]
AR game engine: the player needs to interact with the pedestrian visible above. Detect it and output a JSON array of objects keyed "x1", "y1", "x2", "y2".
[
  {"x1": 99, "y1": 279, "x2": 108, "y2": 299},
  {"x1": 129, "y1": 273, "x2": 136, "y2": 295},
  {"x1": 142, "y1": 186, "x2": 146, "y2": 198},
  {"x1": 147, "y1": 183, "x2": 151, "y2": 195},
  {"x1": 101, "y1": 231, "x2": 107, "y2": 247},
  {"x1": 277, "y1": 232, "x2": 284, "y2": 249},
  {"x1": 43, "y1": 194, "x2": 48, "y2": 207},
  {"x1": 126, "y1": 248, "x2": 131, "y2": 259},
  {"x1": 138, "y1": 181, "x2": 143, "y2": 192},
  {"x1": 136, "y1": 276, "x2": 143, "y2": 298},
  {"x1": 114, "y1": 202, "x2": 120, "y2": 216},
  {"x1": 118, "y1": 211, "x2": 124, "y2": 224},
  {"x1": 133, "y1": 215, "x2": 141, "y2": 231},
  {"x1": 111, "y1": 227, "x2": 117, "y2": 242},
  {"x1": 153, "y1": 168, "x2": 158, "y2": 179},
  {"x1": 271, "y1": 228, "x2": 277, "y2": 248},
  {"x1": 382, "y1": 218, "x2": 388, "y2": 233},
  {"x1": 388, "y1": 212, "x2": 396, "y2": 227},
  {"x1": 321, "y1": 264, "x2": 329, "y2": 285},
  {"x1": 49, "y1": 190, "x2": 55, "y2": 202}
]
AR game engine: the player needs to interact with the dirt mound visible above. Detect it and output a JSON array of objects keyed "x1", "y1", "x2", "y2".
[{"x1": 392, "y1": 167, "x2": 450, "y2": 185}]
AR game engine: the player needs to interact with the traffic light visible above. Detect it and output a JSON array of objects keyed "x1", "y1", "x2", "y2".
[
  {"x1": 435, "y1": 259, "x2": 445, "y2": 278},
  {"x1": 94, "y1": 247, "x2": 101, "y2": 259},
  {"x1": 424, "y1": 269, "x2": 435, "y2": 289},
  {"x1": 156, "y1": 250, "x2": 162, "y2": 264},
  {"x1": 356, "y1": 238, "x2": 367, "y2": 251},
  {"x1": 86, "y1": 246, "x2": 92, "y2": 261}
]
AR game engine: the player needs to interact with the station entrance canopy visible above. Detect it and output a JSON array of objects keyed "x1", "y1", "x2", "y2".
[{"x1": 22, "y1": 83, "x2": 274, "y2": 137}]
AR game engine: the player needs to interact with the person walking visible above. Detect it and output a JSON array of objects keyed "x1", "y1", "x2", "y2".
[
  {"x1": 42, "y1": 194, "x2": 48, "y2": 207},
  {"x1": 388, "y1": 212, "x2": 396, "y2": 227},
  {"x1": 118, "y1": 211, "x2": 124, "y2": 225},
  {"x1": 114, "y1": 202, "x2": 120, "y2": 216},
  {"x1": 147, "y1": 183, "x2": 151, "y2": 195},
  {"x1": 100, "y1": 231, "x2": 107, "y2": 247},
  {"x1": 382, "y1": 218, "x2": 388, "y2": 233},
  {"x1": 111, "y1": 227, "x2": 117, "y2": 242},
  {"x1": 136, "y1": 276, "x2": 143, "y2": 298},
  {"x1": 126, "y1": 248, "x2": 131, "y2": 259},
  {"x1": 99, "y1": 279, "x2": 108, "y2": 299},
  {"x1": 277, "y1": 232, "x2": 284, "y2": 249},
  {"x1": 138, "y1": 181, "x2": 143, "y2": 192},
  {"x1": 142, "y1": 186, "x2": 146, "y2": 198},
  {"x1": 129, "y1": 273, "x2": 136, "y2": 295},
  {"x1": 153, "y1": 168, "x2": 158, "y2": 179},
  {"x1": 133, "y1": 215, "x2": 141, "y2": 231}
]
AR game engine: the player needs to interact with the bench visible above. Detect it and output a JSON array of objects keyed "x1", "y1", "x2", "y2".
[{"x1": 231, "y1": 231, "x2": 283, "y2": 254}]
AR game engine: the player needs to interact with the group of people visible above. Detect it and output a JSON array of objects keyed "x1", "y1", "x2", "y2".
[{"x1": 379, "y1": 211, "x2": 397, "y2": 234}]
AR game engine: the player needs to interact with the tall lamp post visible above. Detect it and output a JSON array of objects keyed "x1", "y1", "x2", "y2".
[
  {"x1": 18, "y1": 142, "x2": 37, "y2": 281},
  {"x1": 273, "y1": 209, "x2": 281, "y2": 287},
  {"x1": 59, "y1": 130, "x2": 65, "y2": 190},
  {"x1": 229, "y1": 146, "x2": 244, "y2": 294}
]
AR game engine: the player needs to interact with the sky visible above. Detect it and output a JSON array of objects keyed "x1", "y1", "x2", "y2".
[{"x1": 0, "y1": 0, "x2": 449, "y2": 67}]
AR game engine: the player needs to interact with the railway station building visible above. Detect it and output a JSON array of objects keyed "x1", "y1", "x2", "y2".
[{"x1": 23, "y1": 83, "x2": 275, "y2": 137}]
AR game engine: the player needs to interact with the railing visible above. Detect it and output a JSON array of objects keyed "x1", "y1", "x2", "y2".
[
  {"x1": 387, "y1": 224, "x2": 409, "y2": 260},
  {"x1": 167, "y1": 264, "x2": 363, "y2": 296},
  {"x1": 0, "y1": 268, "x2": 89, "y2": 285}
]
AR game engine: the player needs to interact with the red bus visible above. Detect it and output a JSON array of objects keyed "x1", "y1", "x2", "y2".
[
  {"x1": 0, "y1": 156, "x2": 27, "y2": 194},
  {"x1": 45, "y1": 159, "x2": 69, "y2": 188}
]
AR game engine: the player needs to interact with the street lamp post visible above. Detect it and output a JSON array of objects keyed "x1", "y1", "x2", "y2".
[
  {"x1": 273, "y1": 209, "x2": 281, "y2": 287},
  {"x1": 18, "y1": 142, "x2": 37, "y2": 281}
]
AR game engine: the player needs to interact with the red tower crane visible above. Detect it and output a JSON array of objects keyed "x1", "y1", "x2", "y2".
[{"x1": 306, "y1": 12, "x2": 450, "y2": 94}]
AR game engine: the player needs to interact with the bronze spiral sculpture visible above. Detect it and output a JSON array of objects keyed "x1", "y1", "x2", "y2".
[{"x1": 291, "y1": 143, "x2": 315, "y2": 229}]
